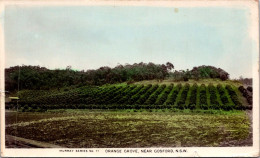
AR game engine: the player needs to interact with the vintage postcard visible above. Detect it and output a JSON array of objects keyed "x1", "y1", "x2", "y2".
[{"x1": 0, "y1": 0, "x2": 259, "y2": 157}]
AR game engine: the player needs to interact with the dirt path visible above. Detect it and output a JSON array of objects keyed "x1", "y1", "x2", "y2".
[{"x1": 5, "y1": 135, "x2": 63, "y2": 148}]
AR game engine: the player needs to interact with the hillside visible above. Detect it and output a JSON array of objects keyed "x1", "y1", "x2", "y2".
[
  {"x1": 7, "y1": 79, "x2": 252, "y2": 112},
  {"x1": 133, "y1": 78, "x2": 243, "y2": 86}
]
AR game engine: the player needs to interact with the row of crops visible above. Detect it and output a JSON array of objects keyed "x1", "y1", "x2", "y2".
[
  {"x1": 238, "y1": 86, "x2": 253, "y2": 105},
  {"x1": 10, "y1": 83, "x2": 252, "y2": 111}
]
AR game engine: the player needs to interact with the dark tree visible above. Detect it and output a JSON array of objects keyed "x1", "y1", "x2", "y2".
[{"x1": 166, "y1": 62, "x2": 174, "y2": 71}]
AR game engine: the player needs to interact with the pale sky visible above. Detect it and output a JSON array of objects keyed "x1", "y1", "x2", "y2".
[{"x1": 4, "y1": 6, "x2": 254, "y2": 78}]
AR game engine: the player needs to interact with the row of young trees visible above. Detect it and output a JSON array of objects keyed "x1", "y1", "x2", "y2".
[
  {"x1": 5, "y1": 63, "x2": 230, "y2": 92},
  {"x1": 238, "y1": 86, "x2": 253, "y2": 105},
  {"x1": 13, "y1": 83, "x2": 249, "y2": 111}
]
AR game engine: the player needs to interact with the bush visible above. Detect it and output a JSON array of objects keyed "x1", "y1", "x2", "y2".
[
  {"x1": 238, "y1": 86, "x2": 252, "y2": 108},
  {"x1": 217, "y1": 84, "x2": 233, "y2": 110},
  {"x1": 217, "y1": 84, "x2": 228, "y2": 104},
  {"x1": 117, "y1": 85, "x2": 144, "y2": 104},
  {"x1": 136, "y1": 85, "x2": 159, "y2": 105},
  {"x1": 98, "y1": 86, "x2": 122, "y2": 104},
  {"x1": 247, "y1": 86, "x2": 252, "y2": 92},
  {"x1": 116, "y1": 86, "x2": 138, "y2": 104},
  {"x1": 208, "y1": 83, "x2": 219, "y2": 109},
  {"x1": 154, "y1": 84, "x2": 173, "y2": 105},
  {"x1": 144, "y1": 84, "x2": 166, "y2": 105},
  {"x1": 128, "y1": 84, "x2": 152, "y2": 104},
  {"x1": 199, "y1": 84, "x2": 208, "y2": 109},
  {"x1": 226, "y1": 85, "x2": 242, "y2": 109},
  {"x1": 176, "y1": 83, "x2": 190, "y2": 109},
  {"x1": 187, "y1": 83, "x2": 198, "y2": 110},
  {"x1": 165, "y1": 84, "x2": 182, "y2": 105},
  {"x1": 107, "y1": 86, "x2": 131, "y2": 104}
]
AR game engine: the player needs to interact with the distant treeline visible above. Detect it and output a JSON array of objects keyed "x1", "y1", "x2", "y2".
[
  {"x1": 5, "y1": 62, "x2": 230, "y2": 91},
  {"x1": 236, "y1": 77, "x2": 252, "y2": 86}
]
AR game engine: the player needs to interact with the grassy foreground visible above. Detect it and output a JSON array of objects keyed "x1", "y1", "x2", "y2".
[{"x1": 6, "y1": 109, "x2": 251, "y2": 147}]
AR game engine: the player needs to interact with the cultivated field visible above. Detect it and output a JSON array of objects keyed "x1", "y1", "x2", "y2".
[
  {"x1": 5, "y1": 79, "x2": 253, "y2": 148},
  {"x1": 6, "y1": 109, "x2": 252, "y2": 148},
  {"x1": 10, "y1": 79, "x2": 252, "y2": 112}
]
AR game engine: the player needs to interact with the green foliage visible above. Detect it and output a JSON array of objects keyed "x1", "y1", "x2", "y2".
[
  {"x1": 144, "y1": 84, "x2": 166, "y2": 105},
  {"x1": 217, "y1": 84, "x2": 232, "y2": 110},
  {"x1": 135, "y1": 84, "x2": 159, "y2": 105},
  {"x1": 165, "y1": 84, "x2": 182, "y2": 105},
  {"x1": 117, "y1": 85, "x2": 144, "y2": 104},
  {"x1": 188, "y1": 83, "x2": 198, "y2": 110},
  {"x1": 176, "y1": 83, "x2": 190, "y2": 109},
  {"x1": 208, "y1": 83, "x2": 220, "y2": 109},
  {"x1": 199, "y1": 67, "x2": 212, "y2": 78},
  {"x1": 6, "y1": 62, "x2": 174, "y2": 91},
  {"x1": 15, "y1": 82, "x2": 247, "y2": 111},
  {"x1": 154, "y1": 84, "x2": 173, "y2": 105},
  {"x1": 226, "y1": 85, "x2": 242, "y2": 110},
  {"x1": 199, "y1": 84, "x2": 208, "y2": 110},
  {"x1": 169, "y1": 65, "x2": 230, "y2": 81},
  {"x1": 128, "y1": 84, "x2": 152, "y2": 104},
  {"x1": 5, "y1": 63, "x2": 233, "y2": 92},
  {"x1": 108, "y1": 85, "x2": 134, "y2": 104},
  {"x1": 97, "y1": 86, "x2": 122, "y2": 104}
]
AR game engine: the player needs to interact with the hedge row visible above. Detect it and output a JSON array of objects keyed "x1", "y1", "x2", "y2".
[
  {"x1": 155, "y1": 84, "x2": 173, "y2": 105},
  {"x1": 217, "y1": 84, "x2": 229, "y2": 106},
  {"x1": 128, "y1": 84, "x2": 152, "y2": 104},
  {"x1": 225, "y1": 85, "x2": 243, "y2": 109},
  {"x1": 199, "y1": 84, "x2": 208, "y2": 110},
  {"x1": 247, "y1": 86, "x2": 252, "y2": 92},
  {"x1": 12, "y1": 83, "x2": 250, "y2": 111},
  {"x1": 96, "y1": 86, "x2": 122, "y2": 104},
  {"x1": 208, "y1": 83, "x2": 219, "y2": 108},
  {"x1": 165, "y1": 84, "x2": 182, "y2": 105},
  {"x1": 86, "y1": 86, "x2": 117, "y2": 104},
  {"x1": 188, "y1": 83, "x2": 198, "y2": 110},
  {"x1": 176, "y1": 83, "x2": 190, "y2": 109},
  {"x1": 107, "y1": 85, "x2": 134, "y2": 104},
  {"x1": 144, "y1": 84, "x2": 166, "y2": 105},
  {"x1": 135, "y1": 84, "x2": 159, "y2": 104},
  {"x1": 117, "y1": 85, "x2": 144, "y2": 104},
  {"x1": 238, "y1": 86, "x2": 252, "y2": 109}
]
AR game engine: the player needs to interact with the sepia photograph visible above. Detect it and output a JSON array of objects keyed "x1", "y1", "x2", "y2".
[{"x1": 0, "y1": 0, "x2": 259, "y2": 157}]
